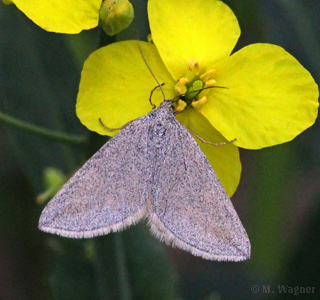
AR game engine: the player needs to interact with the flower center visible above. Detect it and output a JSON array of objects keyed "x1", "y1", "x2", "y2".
[{"x1": 174, "y1": 60, "x2": 217, "y2": 111}]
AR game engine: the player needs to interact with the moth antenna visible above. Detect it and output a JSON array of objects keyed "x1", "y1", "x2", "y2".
[
  {"x1": 137, "y1": 41, "x2": 166, "y2": 101},
  {"x1": 173, "y1": 86, "x2": 228, "y2": 115},
  {"x1": 172, "y1": 86, "x2": 228, "y2": 102},
  {"x1": 149, "y1": 83, "x2": 165, "y2": 109}
]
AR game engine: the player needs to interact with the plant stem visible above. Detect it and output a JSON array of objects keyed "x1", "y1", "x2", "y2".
[
  {"x1": 92, "y1": 238, "x2": 112, "y2": 300},
  {"x1": 0, "y1": 111, "x2": 87, "y2": 145},
  {"x1": 114, "y1": 233, "x2": 133, "y2": 300},
  {"x1": 92, "y1": 234, "x2": 132, "y2": 300}
]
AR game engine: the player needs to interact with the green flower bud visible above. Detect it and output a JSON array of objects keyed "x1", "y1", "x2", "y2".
[{"x1": 99, "y1": 0, "x2": 134, "y2": 36}]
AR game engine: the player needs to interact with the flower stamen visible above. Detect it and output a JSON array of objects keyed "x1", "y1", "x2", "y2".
[
  {"x1": 188, "y1": 59, "x2": 200, "y2": 75},
  {"x1": 204, "y1": 79, "x2": 216, "y2": 88},
  {"x1": 175, "y1": 77, "x2": 189, "y2": 94},
  {"x1": 175, "y1": 66, "x2": 217, "y2": 109},
  {"x1": 174, "y1": 100, "x2": 187, "y2": 112},
  {"x1": 200, "y1": 69, "x2": 216, "y2": 82},
  {"x1": 192, "y1": 96, "x2": 207, "y2": 109}
]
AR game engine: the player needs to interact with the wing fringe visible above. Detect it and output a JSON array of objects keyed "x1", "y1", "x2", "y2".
[
  {"x1": 147, "y1": 212, "x2": 250, "y2": 262},
  {"x1": 39, "y1": 204, "x2": 148, "y2": 239}
]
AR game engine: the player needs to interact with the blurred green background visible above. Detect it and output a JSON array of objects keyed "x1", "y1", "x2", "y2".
[{"x1": 1, "y1": 0, "x2": 320, "y2": 299}]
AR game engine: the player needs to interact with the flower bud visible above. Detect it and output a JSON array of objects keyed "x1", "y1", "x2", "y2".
[{"x1": 99, "y1": 0, "x2": 134, "y2": 36}]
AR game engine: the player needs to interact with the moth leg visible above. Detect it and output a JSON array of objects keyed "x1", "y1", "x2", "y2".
[
  {"x1": 149, "y1": 83, "x2": 165, "y2": 109},
  {"x1": 188, "y1": 128, "x2": 236, "y2": 146},
  {"x1": 99, "y1": 118, "x2": 133, "y2": 131}
]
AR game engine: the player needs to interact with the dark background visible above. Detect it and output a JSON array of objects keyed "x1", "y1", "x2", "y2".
[{"x1": 1, "y1": 0, "x2": 320, "y2": 299}]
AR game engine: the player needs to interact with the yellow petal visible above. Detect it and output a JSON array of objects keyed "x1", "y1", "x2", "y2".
[
  {"x1": 76, "y1": 41, "x2": 176, "y2": 136},
  {"x1": 176, "y1": 108, "x2": 241, "y2": 197},
  {"x1": 200, "y1": 44, "x2": 319, "y2": 149},
  {"x1": 148, "y1": 0, "x2": 240, "y2": 80},
  {"x1": 11, "y1": 0, "x2": 101, "y2": 33}
]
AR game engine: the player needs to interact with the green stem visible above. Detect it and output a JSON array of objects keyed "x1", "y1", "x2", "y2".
[
  {"x1": 0, "y1": 111, "x2": 87, "y2": 145},
  {"x1": 92, "y1": 234, "x2": 132, "y2": 300},
  {"x1": 114, "y1": 233, "x2": 133, "y2": 300},
  {"x1": 92, "y1": 238, "x2": 112, "y2": 300}
]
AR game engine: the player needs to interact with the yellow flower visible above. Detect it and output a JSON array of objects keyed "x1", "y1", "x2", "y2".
[
  {"x1": 10, "y1": 0, "x2": 101, "y2": 33},
  {"x1": 8, "y1": 0, "x2": 133, "y2": 34},
  {"x1": 76, "y1": 0, "x2": 318, "y2": 196}
]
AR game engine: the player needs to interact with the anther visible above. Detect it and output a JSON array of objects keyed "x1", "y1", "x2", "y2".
[
  {"x1": 188, "y1": 59, "x2": 200, "y2": 75},
  {"x1": 175, "y1": 78, "x2": 189, "y2": 94},
  {"x1": 200, "y1": 69, "x2": 216, "y2": 82},
  {"x1": 174, "y1": 100, "x2": 187, "y2": 113},
  {"x1": 204, "y1": 79, "x2": 216, "y2": 88},
  {"x1": 191, "y1": 96, "x2": 207, "y2": 109}
]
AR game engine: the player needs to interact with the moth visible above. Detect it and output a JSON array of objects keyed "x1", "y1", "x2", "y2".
[{"x1": 39, "y1": 98, "x2": 250, "y2": 261}]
